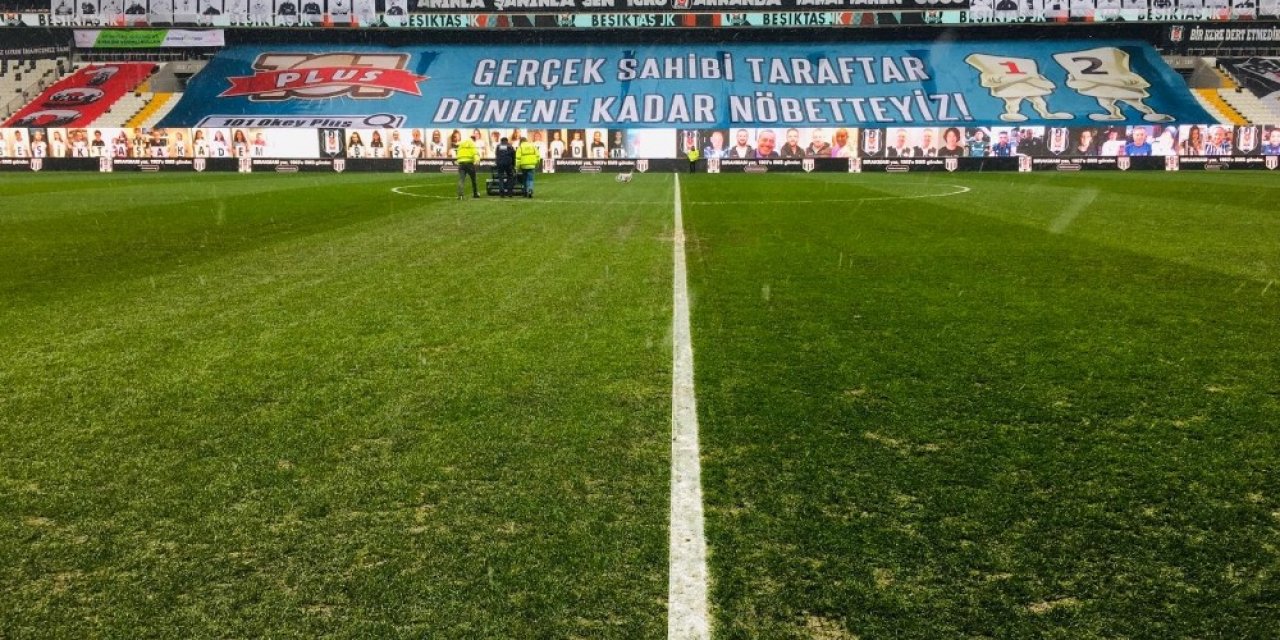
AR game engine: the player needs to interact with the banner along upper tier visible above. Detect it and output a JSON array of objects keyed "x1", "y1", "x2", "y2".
[{"x1": 158, "y1": 42, "x2": 1211, "y2": 129}]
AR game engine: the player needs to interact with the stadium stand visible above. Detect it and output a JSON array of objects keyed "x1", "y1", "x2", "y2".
[
  {"x1": 1211, "y1": 64, "x2": 1241, "y2": 91},
  {"x1": 126, "y1": 93, "x2": 178, "y2": 128},
  {"x1": 1, "y1": 5, "x2": 1276, "y2": 168},
  {"x1": 93, "y1": 59, "x2": 202, "y2": 127},
  {"x1": 1219, "y1": 58, "x2": 1280, "y2": 94},
  {"x1": 1195, "y1": 88, "x2": 1249, "y2": 124},
  {"x1": 0, "y1": 58, "x2": 66, "y2": 121},
  {"x1": 93, "y1": 90, "x2": 151, "y2": 127},
  {"x1": 1185, "y1": 64, "x2": 1274, "y2": 124},
  {"x1": 1162, "y1": 56, "x2": 1232, "y2": 124},
  {"x1": 1218, "y1": 87, "x2": 1280, "y2": 123},
  {"x1": 2, "y1": 63, "x2": 156, "y2": 128},
  {"x1": 1214, "y1": 58, "x2": 1280, "y2": 123}
]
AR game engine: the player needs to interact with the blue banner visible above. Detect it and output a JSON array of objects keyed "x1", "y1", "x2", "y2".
[{"x1": 160, "y1": 42, "x2": 1211, "y2": 129}]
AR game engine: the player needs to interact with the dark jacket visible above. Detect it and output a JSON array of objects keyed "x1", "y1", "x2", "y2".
[{"x1": 494, "y1": 142, "x2": 516, "y2": 169}]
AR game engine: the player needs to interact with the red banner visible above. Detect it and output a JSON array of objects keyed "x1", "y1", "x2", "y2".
[
  {"x1": 220, "y1": 67, "x2": 427, "y2": 98},
  {"x1": 3, "y1": 63, "x2": 156, "y2": 128}
]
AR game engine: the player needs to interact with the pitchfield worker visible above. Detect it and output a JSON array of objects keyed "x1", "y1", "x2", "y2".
[
  {"x1": 494, "y1": 136, "x2": 517, "y2": 197},
  {"x1": 456, "y1": 131, "x2": 480, "y2": 200},
  {"x1": 517, "y1": 136, "x2": 539, "y2": 198},
  {"x1": 686, "y1": 146, "x2": 699, "y2": 173}
]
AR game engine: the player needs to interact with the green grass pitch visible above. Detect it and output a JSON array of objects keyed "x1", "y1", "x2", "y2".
[{"x1": 1, "y1": 171, "x2": 1277, "y2": 638}]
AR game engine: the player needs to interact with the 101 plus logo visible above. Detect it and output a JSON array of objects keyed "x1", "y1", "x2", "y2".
[{"x1": 221, "y1": 53, "x2": 427, "y2": 101}]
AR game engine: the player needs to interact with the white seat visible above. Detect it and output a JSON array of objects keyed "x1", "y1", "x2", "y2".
[
  {"x1": 140, "y1": 94, "x2": 181, "y2": 128},
  {"x1": 1218, "y1": 89, "x2": 1280, "y2": 124}
]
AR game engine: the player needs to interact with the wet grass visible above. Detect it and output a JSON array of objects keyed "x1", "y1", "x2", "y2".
[
  {"x1": 0, "y1": 172, "x2": 675, "y2": 638},
  {"x1": 684, "y1": 172, "x2": 1280, "y2": 639},
  {"x1": 4, "y1": 169, "x2": 1277, "y2": 638}
]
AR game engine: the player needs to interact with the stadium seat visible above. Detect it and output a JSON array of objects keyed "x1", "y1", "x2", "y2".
[
  {"x1": 1194, "y1": 89, "x2": 1245, "y2": 125},
  {"x1": 1217, "y1": 89, "x2": 1280, "y2": 124},
  {"x1": 4, "y1": 62, "x2": 157, "y2": 127}
]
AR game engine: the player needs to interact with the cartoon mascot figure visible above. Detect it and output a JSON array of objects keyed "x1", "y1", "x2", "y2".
[
  {"x1": 965, "y1": 53, "x2": 1072, "y2": 123},
  {"x1": 1053, "y1": 47, "x2": 1173, "y2": 123}
]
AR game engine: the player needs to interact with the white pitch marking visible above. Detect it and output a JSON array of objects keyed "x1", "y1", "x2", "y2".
[
  {"x1": 390, "y1": 184, "x2": 665, "y2": 205},
  {"x1": 390, "y1": 183, "x2": 972, "y2": 206},
  {"x1": 669, "y1": 173, "x2": 710, "y2": 640},
  {"x1": 390, "y1": 185, "x2": 454, "y2": 199}
]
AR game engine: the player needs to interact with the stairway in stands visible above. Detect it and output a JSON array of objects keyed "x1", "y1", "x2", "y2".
[
  {"x1": 1194, "y1": 88, "x2": 1247, "y2": 124},
  {"x1": 92, "y1": 78, "x2": 180, "y2": 128},
  {"x1": 126, "y1": 92, "x2": 180, "y2": 128}
]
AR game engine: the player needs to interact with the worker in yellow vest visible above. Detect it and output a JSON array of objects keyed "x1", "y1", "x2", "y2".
[
  {"x1": 686, "y1": 146, "x2": 699, "y2": 173},
  {"x1": 516, "y1": 136, "x2": 540, "y2": 198},
  {"x1": 456, "y1": 131, "x2": 480, "y2": 200}
]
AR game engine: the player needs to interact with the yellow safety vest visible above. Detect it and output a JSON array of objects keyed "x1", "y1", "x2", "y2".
[
  {"x1": 516, "y1": 141, "x2": 539, "y2": 170},
  {"x1": 456, "y1": 138, "x2": 478, "y2": 164}
]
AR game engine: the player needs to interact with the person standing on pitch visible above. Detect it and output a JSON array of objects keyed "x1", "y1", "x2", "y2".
[
  {"x1": 456, "y1": 131, "x2": 480, "y2": 199},
  {"x1": 686, "y1": 146, "x2": 699, "y2": 173},
  {"x1": 494, "y1": 136, "x2": 516, "y2": 197},
  {"x1": 516, "y1": 135, "x2": 539, "y2": 198}
]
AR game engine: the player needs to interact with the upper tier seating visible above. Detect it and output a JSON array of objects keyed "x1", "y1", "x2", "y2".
[
  {"x1": 2, "y1": 63, "x2": 157, "y2": 128},
  {"x1": 0, "y1": 59, "x2": 66, "y2": 121}
]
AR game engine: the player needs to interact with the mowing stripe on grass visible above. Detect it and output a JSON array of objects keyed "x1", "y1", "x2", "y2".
[
  {"x1": 669, "y1": 173, "x2": 711, "y2": 640},
  {"x1": 1048, "y1": 188, "x2": 1099, "y2": 234},
  {"x1": 687, "y1": 183, "x2": 971, "y2": 205}
]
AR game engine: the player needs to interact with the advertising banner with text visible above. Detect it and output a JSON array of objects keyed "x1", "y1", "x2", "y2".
[
  {"x1": 8, "y1": 124, "x2": 1277, "y2": 167},
  {"x1": 159, "y1": 41, "x2": 1212, "y2": 131},
  {"x1": 408, "y1": 0, "x2": 969, "y2": 11},
  {"x1": 72, "y1": 29, "x2": 226, "y2": 48}
]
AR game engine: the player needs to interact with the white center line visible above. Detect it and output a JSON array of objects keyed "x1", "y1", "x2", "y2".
[{"x1": 669, "y1": 173, "x2": 710, "y2": 640}]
